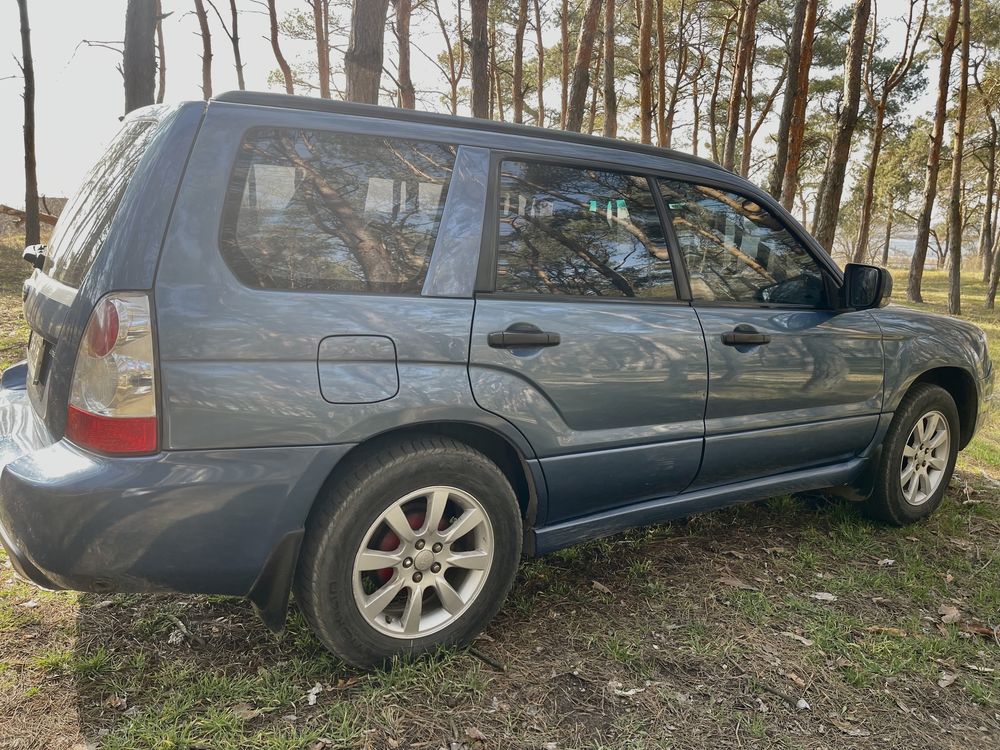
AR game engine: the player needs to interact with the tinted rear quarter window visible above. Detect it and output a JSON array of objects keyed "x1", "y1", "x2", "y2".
[
  {"x1": 220, "y1": 128, "x2": 456, "y2": 294},
  {"x1": 44, "y1": 119, "x2": 158, "y2": 288}
]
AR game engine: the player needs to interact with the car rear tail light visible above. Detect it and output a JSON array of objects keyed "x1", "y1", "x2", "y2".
[{"x1": 66, "y1": 293, "x2": 157, "y2": 455}]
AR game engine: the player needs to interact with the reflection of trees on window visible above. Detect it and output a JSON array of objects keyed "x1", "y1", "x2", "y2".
[
  {"x1": 46, "y1": 119, "x2": 157, "y2": 288},
  {"x1": 496, "y1": 161, "x2": 675, "y2": 298},
  {"x1": 658, "y1": 179, "x2": 825, "y2": 306},
  {"x1": 221, "y1": 128, "x2": 456, "y2": 293}
]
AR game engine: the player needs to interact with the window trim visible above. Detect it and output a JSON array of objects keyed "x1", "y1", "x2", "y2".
[
  {"x1": 477, "y1": 150, "x2": 689, "y2": 304},
  {"x1": 217, "y1": 125, "x2": 458, "y2": 298},
  {"x1": 653, "y1": 174, "x2": 838, "y2": 311}
]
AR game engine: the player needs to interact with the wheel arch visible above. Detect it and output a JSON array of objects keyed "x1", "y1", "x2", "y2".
[{"x1": 908, "y1": 366, "x2": 978, "y2": 449}]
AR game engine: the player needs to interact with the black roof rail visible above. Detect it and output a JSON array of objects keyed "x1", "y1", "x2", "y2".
[{"x1": 212, "y1": 90, "x2": 727, "y2": 173}]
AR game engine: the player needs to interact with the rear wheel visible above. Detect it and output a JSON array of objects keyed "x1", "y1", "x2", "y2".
[
  {"x1": 295, "y1": 436, "x2": 522, "y2": 668},
  {"x1": 862, "y1": 383, "x2": 959, "y2": 525}
]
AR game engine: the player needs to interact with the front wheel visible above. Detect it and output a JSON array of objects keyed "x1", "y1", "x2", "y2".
[
  {"x1": 294, "y1": 436, "x2": 522, "y2": 668},
  {"x1": 862, "y1": 383, "x2": 960, "y2": 525}
]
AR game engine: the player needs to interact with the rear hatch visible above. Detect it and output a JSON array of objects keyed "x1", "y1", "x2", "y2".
[{"x1": 20, "y1": 105, "x2": 195, "y2": 439}]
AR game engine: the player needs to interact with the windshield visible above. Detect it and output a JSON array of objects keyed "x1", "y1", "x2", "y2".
[{"x1": 43, "y1": 118, "x2": 158, "y2": 288}]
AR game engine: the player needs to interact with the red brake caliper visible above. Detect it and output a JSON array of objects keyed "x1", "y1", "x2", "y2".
[{"x1": 374, "y1": 510, "x2": 448, "y2": 583}]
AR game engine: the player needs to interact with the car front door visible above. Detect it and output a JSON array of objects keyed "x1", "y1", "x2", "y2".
[
  {"x1": 468, "y1": 158, "x2": 708, "y2": 524},
  {"x1": 656, "y1": 177, "x2": 884, "y2": 488}
]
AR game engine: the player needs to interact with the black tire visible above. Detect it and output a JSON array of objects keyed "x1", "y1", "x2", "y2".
[
  {"x1": 294, "y1": 435, "x2": 522, "y2": 668},
  {"x1": 861, "y1": 383, "x2": 960, "y2": 525}
]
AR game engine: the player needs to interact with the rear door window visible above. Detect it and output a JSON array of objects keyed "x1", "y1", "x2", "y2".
[
  {"x1": 220, "y1": 128, "x2": 457, "y2": 294},
  {"x1": 43, "y1": 119, "x2": 158, "y2": 288}
]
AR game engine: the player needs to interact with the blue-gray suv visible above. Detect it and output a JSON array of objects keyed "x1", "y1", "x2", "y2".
[{"x1": 0, "y1": 92, "x2": 993, "y2": 667}]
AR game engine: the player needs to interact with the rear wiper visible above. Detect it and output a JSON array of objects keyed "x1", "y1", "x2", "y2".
[{"x1": 22, "y1": 244, "x2": 46, "y2": 270}]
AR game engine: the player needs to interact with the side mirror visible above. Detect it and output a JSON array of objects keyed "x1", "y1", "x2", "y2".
[
  {"x1": 842, "y1": 263, "x2": 892, "y2": 310},
  {"x1": 22, "y1": 244, "x2": 46, "y2": 271}
]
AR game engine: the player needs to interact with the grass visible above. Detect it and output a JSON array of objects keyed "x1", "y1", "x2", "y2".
[{"x1": 0, "y1": 233, "x2": 998, "y2": 749}]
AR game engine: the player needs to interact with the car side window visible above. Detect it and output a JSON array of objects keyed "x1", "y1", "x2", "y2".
[
  {"x1": 495, "y1": 160, "x2": 676, "y2": 298},
  {"x1": 657, "y1": 178, "x2": 826, "y2": 306},
  {"x1": 220, "y1": 127, "x2": 456, "y2": 294}
]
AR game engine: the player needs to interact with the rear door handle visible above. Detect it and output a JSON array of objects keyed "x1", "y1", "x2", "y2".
[
  {"x1": 721, "y1": 325, "x2": 771, "y2": 346},
  {"x1": 488, "y1": 324, "x2": 560, "y2": 349}
]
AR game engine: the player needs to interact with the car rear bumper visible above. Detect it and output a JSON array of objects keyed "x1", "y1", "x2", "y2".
[{"x1": 0, "y1": 385, "x2": 352, "y2": 598}]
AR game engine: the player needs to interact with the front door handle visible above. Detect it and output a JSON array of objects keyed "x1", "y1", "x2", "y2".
[
  {"x1": 488, "y1": 323, "x2": 560, "y2": 349},
  {"x1": 721, "y1": 324, "x2": 771, "y2": 346}
]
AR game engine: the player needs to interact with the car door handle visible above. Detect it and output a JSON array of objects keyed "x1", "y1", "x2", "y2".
[
  {"x1": 721, "y1": 325, "x2": 771, "y2": 346},
  {"x1": 488, "y1": 325, "x2": 560, "y2": 349}
]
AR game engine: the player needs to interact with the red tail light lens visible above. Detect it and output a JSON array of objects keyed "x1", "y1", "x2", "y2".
[{"x1": 66, "y1": 293, "x2": 158, "y2": 455}]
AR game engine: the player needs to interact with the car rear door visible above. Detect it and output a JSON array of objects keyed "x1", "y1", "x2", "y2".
[
  {"x1": 468, "y1": 156, "x2": 708, "y2": 525},
  {"x1": 655, "y1": 177, "x2": 884, "y2": 488}
]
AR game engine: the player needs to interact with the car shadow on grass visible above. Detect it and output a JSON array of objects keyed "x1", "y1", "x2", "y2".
[{"x1": 67, "y1": 487, "x2": 1000, "y2": 750}]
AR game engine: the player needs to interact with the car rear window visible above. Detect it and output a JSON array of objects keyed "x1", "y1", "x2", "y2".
[
  {"x1": 43, "y1": 119, "x2": 158, "y2": 288},
  {"x1": 219, "y1": 127, "x2": 456, "y2": 294}
]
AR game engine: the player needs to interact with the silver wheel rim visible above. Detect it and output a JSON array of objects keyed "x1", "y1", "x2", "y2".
[
  {"x1": 900, "y1": 410, "x2": 950, "y2": 506},
  {"x1": 352, "y1": 485, "x2": 494, "y2": 639}
]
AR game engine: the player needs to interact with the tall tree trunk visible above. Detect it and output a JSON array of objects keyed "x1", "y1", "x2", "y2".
[
  {"x1": 513, "y1": 0, "x2": 528, "y2": 123},
  {"x1": 979, "y1": 117, "x2": 997, "y2": 281},
  {"x1": 739, "y1": 39, "x2": 756, "y2": 176},
  {"x1": 469, "y1": 0, "x2": 489, "y2": 118},
  {"x1": 767, "y1": 0, "x2": 807, "y2": 198},
  {"x1": 227, "y1": 0, "x2": 244, "y2": 89},
  {"x1": 655, "y1": 0, "x2": 667, "y2": 146},
  {"x1": 394, "y1": 0, "x2": 415, "y2": 108},
  {"x1": 16, "y1": 0, "x2": 39, "y2": 247},
  {"x1": 267, "y1": 0, "x2": 294, "y2": 94},
  {"x1": 560, "y1": 0, "x2": 570, "y2": 127},
  {"x1": 946, "y1": 0, "x2": 970, "y2": 315},
  {"x1": 907, "y1": 0, "x2": 959, "y2": 302},
  {"x1": 534, "y1": 0, "x2": 545, "y2": 125},
  {"x1": 490, "y1": 14, "x2": 504, "y2": 120},
  {"x1": 881, "y1": 200, "x2": 894, "y2": 266},
  {"x1": 779, "y1": 0, "x2": 818, "y2": 210},
  {"x1": 638, "y1": 0, "x2": 654, "y2": 143},
  {"x1": 587, "y1": 35, "x2": 602, "y2": 134},
  {"x1": 312, "y1": 0, "x2": 330, "y2": 98},
  {"x1": 722, "y1": 0, "x2": 758, "y2": 171},
  {"x1": 662, "y1": 0, "x2": 689, "y2": 149},
  {"x1": 691, "y1": 57, "x2": 701, "y2": 156},
  {"x1": 566, "y1": 0, "x2": 604, "y2": 132},
  {"x1": 602, "y1": 0, "x2": 617, "y2": 137},
  {"x1": 853, "y1": 0, "x2": 926, "y2": 263},
  {"x1": 192, "y1": 0, "x2": 213, "y2": 99},
  {"x1": 811, "y1": 0, "x2": 871, "y2": 252},
  {"x1": 708, "y1": 13, "x2": 735, "y2": 162},
  {"x1": 124, "y1": 0, "x2": 156, "y2": 113},
  {"x1": 155, "y1": 0, "x2": 166, "y2": 103},
  {"x1": 346, "y1": 0, "x2": 390, "y2": 104}
]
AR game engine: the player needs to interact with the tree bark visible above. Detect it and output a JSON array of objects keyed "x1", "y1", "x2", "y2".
[
  {"x1": 155, "y1": 0, "x2": 166, "y2": 103},
  {"x1": 602, "y1": 0, "x2": 617, "y2": 137},
  {"x1": 560, "y1": 0, "x2": 570, "y2": 127},
  {"x1": 345, "y1": 0, "x2": 390, "y2": 104},
  {"x1": 739, "y1": 39, "x2": 756, "y2": 177},
  {"x1": 124, "y1": 0, "x2": 157, "y2": 113},
  {"x1": 192, "y1": 0, "x2": 213, "y2": 99},
  {"x1": 655, "y1": 0, "x2": 667, "y2": 146},
  {"x1": 767, "y1": 0, "x2": 807, "y2": 199},
  {"x1": 638, "y1": 0, "x2": 654, "y2": 143},
  {"x1": 662, "y1": 0, "x2": 689, "y2": 149},
  {"x1": 979, "y1": 114, "x2": 997, "y2": 281},
  {"x1": 207, "y1": 0, "x2": 245, "y2": 90},
  {"x1": 907, "y1": 0, "x2": 960, "y2": 302},
  {"x1": 534, "y1": 0, "x2": 545, "y2": 126},
  {"x1": 312, "y1": 0, "x2": 331, "y2": 98},
  {"x1": 708, "y1": 13, "x2": 735, "y2": 163},
  {"x1": 946, "y1": 0, "x2": 970, "y2": 315},
  {"x1": 722, "y1": 0, "x2": 758, "y2": 171},
  {"x1": 513, "y1": 0, "x2": 529, "y2": 123},
  {"x1": 16, "y1": 0, "x2": 39, "y2": 246},
  {"x1": 811, "y1": 0, "x2": 871, "y2": 253},
  {"x1": 267, "y1": 0, "x2": 294, "y2": 94},
  {"x1": 779, "y1": 0, "x2": 818, "y2": 210},
  {"x1": 393, "y1": 0, "x2": 415, "y2": 108},
  {"x1": 566, "y1": 0, "x2": 604, "y2": 132},
  {"x1": 469, "y1": 0, "x2": 489, "y2": 118},
  {"x1": 881, "y1": 200, "x2": 894, "y2": 266}
]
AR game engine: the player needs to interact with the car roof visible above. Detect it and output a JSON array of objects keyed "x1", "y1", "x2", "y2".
[{"x1": 213, "y1": 90, "x2": 727, "y2": 174}]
